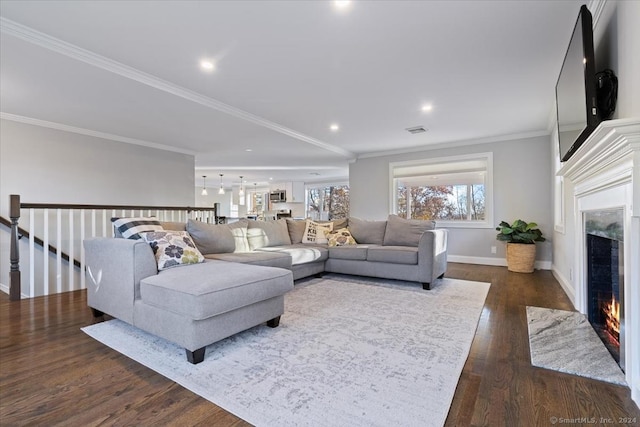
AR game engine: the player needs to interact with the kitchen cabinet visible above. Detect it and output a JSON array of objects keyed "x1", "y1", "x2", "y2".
[
  {"x1": 290, "y1": 181, "x2": 305, "y2": 202},
  {"x1": 270, "y1": 181, "x2": 305, "y2": 203}
]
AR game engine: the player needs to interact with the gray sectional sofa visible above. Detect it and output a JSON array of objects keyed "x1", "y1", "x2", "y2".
[{"x1": 83, "y1": 215, "x2": 448, "y2": 364}]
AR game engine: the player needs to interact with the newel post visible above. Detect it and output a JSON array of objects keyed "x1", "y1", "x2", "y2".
[{"x1": 9, "y1": 194, "x2": 21, "y2": 300}]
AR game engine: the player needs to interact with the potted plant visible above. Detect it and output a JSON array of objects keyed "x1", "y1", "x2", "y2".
[{"x1": 496, "y1": 219, "x2": 545, "y2": 273}]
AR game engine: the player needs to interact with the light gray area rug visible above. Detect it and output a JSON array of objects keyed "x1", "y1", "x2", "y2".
[
  {"x1": 526, "y1": 306, "x2": 626, "y2": 385},
  {"x1": 83, "y1": 276, "x2": 490, "y2": 427}
]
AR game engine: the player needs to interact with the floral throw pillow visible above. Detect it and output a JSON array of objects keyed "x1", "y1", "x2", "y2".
[
  {"x1": 325, "y1": 228, "x2": 357, "y2": 247},
  {"x1": 139, "y1": 231, "x2": 205, "y2": 271}
]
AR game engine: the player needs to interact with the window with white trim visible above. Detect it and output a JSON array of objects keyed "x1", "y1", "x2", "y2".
[
  {"x1": 390, "y1": 153, "x2": 493, "y2": 228},
  {"x1": 305, "y1": 183, "x2": 350, "y2": 220}
]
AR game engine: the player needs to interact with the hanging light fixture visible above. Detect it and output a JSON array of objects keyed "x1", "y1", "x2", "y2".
[
  {"x1": 239, "y1": 176, "x2": 245, "y2": 205},
  {"x1": 218, "y1": 174, "x2": 225, "y2": 195},
  {"x1": 201, "y1": 176, "x2": 208, "y2": 196},
  {"x1": 254, "y1": 183, "x2": 258, "y2": 212}
]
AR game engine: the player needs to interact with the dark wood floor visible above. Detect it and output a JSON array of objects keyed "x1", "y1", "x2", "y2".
[{"x1": 1, "y1": 263, "x2": 638, "y2": 426}]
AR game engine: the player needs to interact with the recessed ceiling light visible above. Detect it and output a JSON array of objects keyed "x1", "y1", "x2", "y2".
[
  {"x1": 334, "y1": 1, "x2": 351, "y2": 10},
  {"x1": 421, "y1": 104, "x2": 433, "y2": 112},
  {"x1": 330, "y1": 123, "x2": 340, "y2": 131},
  {"x1": 245, "y1": 148, "x2": 253, "y2": 152},
  {"x1": 200, "y1": 60, "x2": 215, "y2": 71}
]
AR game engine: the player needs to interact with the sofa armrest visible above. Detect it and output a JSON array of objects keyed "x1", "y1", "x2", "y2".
[
  {"x1": 83, "y1": 238, "x2": 157, "y2": 323},
  {"x1": 418, "y1": 229, "x2": 449, "y2": 282}
]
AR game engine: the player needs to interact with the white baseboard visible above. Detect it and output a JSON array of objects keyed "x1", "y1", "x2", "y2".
[
  {"x1": 551, "y1": 265, "x2": 576, "y2": 308},
  {"x1": 448, "y1": 255, "x2": 551, "y2": 270},
  {"x1": 0, "y1": 282, "x2": 29, "y2": 299}
]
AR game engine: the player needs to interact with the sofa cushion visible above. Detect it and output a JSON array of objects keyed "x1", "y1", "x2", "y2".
[
  {"x1": 140, "y1": 260, "x2": 292, "y2": 321},
  {"x1": 205, "y1": 251, "x2": 291, "y2": 269},
  {"x1": 328, "y1": 245, "x2": 369, "y2": 261},
  {"x1": 286, "y1": 219, "x2": 307, "y2": 244},
  {"x1": 348, "y1": 217, "x2": 387, "y2": 245},
  {"x1": 139, "y1": 230, "x2": 205, "y2": 270},
  {"x1": 159, "y1": 221, "x2": 187, "y2": 231},
  {"x1": 301, "y1": 220, "x2": 333, "y2": 244},
  {"x1": 326, "y1": 228, "x2": 357, "y2": 247},
  {"x1": 366, "y1": 246, "x2": 419, "y2": 265},
  {"x1": 328, "y1": 218, "x2": 349, "y2": 230},
  {"x1": 256, "y1": 244, "x2": 328, "y2": 266},
  {"x1": 383, "y1": 214, "x2": 436, "y2": 247},
  {"x1": 112, "y1": 217, "x2": 163, "y2": 239},
  {"x1": 247, "y1": 219, "x2": 291, "y2": 250},
  {"x1": 186, "y1": 219, "x2": 249, "y2": 254}
]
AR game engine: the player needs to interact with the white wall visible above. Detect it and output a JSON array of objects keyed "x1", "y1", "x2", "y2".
[
  {"x1": 592, "y1": 0, "x2": 640, "y2": 121},
  {"x1": 194, "y1": 187, "x2": 232, "y2": 216},
  {"x1": 350, "y1": 135, "x2": 553, "y2": 265},
  {"x1": 552, "y1": 0, "x2": 640, "y2": 303},
  {"x1": 0, "y1": 119, "x2": 195, "y2": 294}
]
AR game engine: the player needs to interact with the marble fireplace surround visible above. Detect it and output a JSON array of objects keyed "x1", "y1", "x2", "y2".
[{"x1": 558, "y1": 118, "x2": 640, "y2": 406}]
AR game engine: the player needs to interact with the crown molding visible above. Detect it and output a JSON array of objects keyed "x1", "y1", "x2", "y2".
[
  {"x1": 356, "y1": 129, "x2": 550, "y2": 160},
  {"x1": 588, "y1": 0, "x2": 607, "y2": 29},
  {"x1": 195, "y1": 165, "x2": 345, "y2": 171},
  {"x1": 0, "y1": 112, "x2": 196, "y2": 155},
  {"x1": 0, "y1": 17, "x2": 356, "y2": 160}
]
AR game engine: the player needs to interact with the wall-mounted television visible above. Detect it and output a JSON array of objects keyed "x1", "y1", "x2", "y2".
[{"x1": 556, "y1": 5, "x2": 600, "y2": 162}]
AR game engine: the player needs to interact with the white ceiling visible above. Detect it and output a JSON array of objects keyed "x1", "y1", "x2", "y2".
[{"x1": 0, "y1": 0, "x2": 584, "y2": 187}]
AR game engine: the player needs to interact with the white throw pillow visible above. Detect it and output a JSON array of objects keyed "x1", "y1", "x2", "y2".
[{"x1": 301, "y1": 220, "x2": 333, "y2": 244}]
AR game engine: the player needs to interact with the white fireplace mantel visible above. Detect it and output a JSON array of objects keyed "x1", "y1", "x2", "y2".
[{"x1": 558, "y1": 118, "x2": 640, "y2": 407}]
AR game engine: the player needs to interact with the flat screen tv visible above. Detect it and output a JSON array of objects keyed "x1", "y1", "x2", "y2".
[{"x1": 556, "y1": 5, "x2": 600, "y2": 162}]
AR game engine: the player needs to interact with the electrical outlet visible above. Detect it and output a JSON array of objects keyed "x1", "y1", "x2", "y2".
[{"x1": 491, "y1": 246, "x2": 497, "y2": 254}]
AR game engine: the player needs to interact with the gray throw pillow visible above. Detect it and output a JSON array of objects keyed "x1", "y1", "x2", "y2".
[
  {"x1": 348, "y1": 217, "x2": 387, "y2": 245},
  {"x1": 159, "y1": 221, "x2": 187, "y2": 231},
  {"x1": 331, "y1": 218, "x2": 349, "y2": 230},
  {"x1": 286, "y1": 219, "x2": 307, "y2": 244},
  {"x1": 186, "y1": 219, "x2": 248, "y2": 254},
  {"x1": 383, "y1": 214, "x2": 435, "y2": 247},
  {"x1": 247, "y1": 219, "x2": 292, "y2": 250}
]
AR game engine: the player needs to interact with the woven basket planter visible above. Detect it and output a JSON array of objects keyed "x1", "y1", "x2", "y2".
[{"x1": 506, "y1": 243, "x2": 536, "y2": 273}]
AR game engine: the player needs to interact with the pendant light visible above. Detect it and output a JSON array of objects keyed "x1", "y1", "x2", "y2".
[
  {"x1": 239, "y1": 176, "x2": 245, "y2": 205},
  {"x1": 201, "y1": 176, "x2": 208, "y2": 196},
  {"x1": 254, "y1": 183, "x2": 258, "y2": 212},
  {"x1": 218, "y1": 174, "x2": 225, "y2": 195}
]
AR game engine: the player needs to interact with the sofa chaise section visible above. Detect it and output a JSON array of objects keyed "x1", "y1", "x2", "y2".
[{"x1": 84, "y1": 237, "x2": 293, "y2": 364}]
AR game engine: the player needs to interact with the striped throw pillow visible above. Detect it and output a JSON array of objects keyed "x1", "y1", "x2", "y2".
[{"x1": 111, "y1": 217, "x2": 163, "y2": 239}]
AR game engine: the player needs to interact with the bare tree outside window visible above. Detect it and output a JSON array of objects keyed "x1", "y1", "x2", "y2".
[
  {"x1": 393, "y1": 153, "x2": 492, "y2": 225},
  {"x1": 397, "y1": 183, "x2": 485, "y2": 221},
  {"x1": 306, "y1": 185, "x2": 349, "y2": 220}
]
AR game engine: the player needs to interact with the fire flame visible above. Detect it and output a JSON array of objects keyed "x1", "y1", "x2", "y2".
[{"x1": 604, "y1": 296, "x2": 620, "y2": 342}]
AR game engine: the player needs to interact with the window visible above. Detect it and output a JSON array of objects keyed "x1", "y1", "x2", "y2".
[
  {"x1": 390, "y1": 153, "x2": 493, "y2": 228},
  {"x1": 306, "y1": 184, "x2": 349, "y2": 220}
]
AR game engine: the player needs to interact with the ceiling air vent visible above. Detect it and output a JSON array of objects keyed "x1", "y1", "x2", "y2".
[{"x1": 406, "y1": 126, "x2": 427, "y2": 134}]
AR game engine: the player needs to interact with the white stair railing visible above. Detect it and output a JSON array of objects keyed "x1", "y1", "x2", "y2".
[{"x1": 4, "y1": 194, "x2": 218, "y2": 299}]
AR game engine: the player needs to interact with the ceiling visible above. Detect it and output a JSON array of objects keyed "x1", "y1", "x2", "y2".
[{"x1": 0, "y1": 0, "x2": 585, "y2": 187}]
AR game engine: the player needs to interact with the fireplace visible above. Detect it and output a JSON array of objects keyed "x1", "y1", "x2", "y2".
[
  {"x1": 585, "y1": 210, "x2": 624, "y2": 370},
  {"x1": 557, "y1": 119, "x2": 640, "y2": 406}
]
